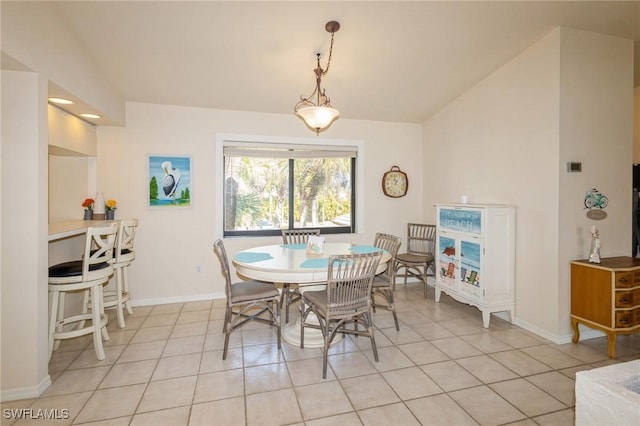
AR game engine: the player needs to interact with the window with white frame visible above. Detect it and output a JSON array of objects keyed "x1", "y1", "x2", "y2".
[{"x1": 221, "y1": 139, "x2": 358, "y2": 237}]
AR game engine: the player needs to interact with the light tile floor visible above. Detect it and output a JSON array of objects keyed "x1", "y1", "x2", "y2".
[{"x1": 4, "y1": 283, "x2": 640, "y2": 425}]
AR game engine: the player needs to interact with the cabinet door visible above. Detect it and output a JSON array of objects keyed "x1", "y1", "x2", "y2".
[
  {"x1": 459, "y1": 237, "x2": 483, "y2": 301},
  {"x1": 437, "y1": 233, "x2": 458, "y2": 290}
]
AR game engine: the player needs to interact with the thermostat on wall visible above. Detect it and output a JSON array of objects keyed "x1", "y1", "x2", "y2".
[{"x1": 567, "y1": 162, "x2": 582, "y2": 173}]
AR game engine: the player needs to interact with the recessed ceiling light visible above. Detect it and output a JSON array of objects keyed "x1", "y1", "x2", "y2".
[
  {"x1": 48, "y1": 97, "x2": 75, "y2": 105},
  {"x1": 79, "y1": 113, "x2": 101, "y2": 119}
]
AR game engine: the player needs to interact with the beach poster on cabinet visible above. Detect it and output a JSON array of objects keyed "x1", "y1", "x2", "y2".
[
  {"x1": 438, "y1": 235, "x2": 456, "y2": 287},
  {"x1": 459, "y1": 239, "x2": 482, "y2": 300},
  {"x1": 439, "y1": 208, "x2": 482, "y2": 234},
  {"x1": 148, "y1": 155, "x2": 192, "y2": 208}
]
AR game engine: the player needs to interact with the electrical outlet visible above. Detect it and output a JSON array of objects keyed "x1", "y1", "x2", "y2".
[{"x1": 195, "y1": 265, "x2": 201, "y2": 273}]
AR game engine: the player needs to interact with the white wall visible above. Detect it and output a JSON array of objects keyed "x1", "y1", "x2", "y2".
[
  {"x1": 423, "y1": 29, "x2": 561, "y2": 338},
  {"x1": 1, "y1": 70, "x2": 51, "y2": 401},
  {"x1": 557, "y1": 27, "x2": 634, "y2": 336},
  {"x1": 48, "y1": 156, "x2": 92, "y2": 223},
  {"x1": 422, "y1": 28, "x2": 633, "y2": 341},
  {"x1": 97, "y1": 102, "x2": 423, "y2": 304}
]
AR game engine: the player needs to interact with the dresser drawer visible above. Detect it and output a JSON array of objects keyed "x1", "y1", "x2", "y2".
[
  {"x1": 615, "y1": 308, "x2": 640, "y2": 327},
  {"x1": 614, "y1": 271, "x2": 640, "y2": 288},
  {"x1": 615, "y1": 290, "x2": 640, "y2": 308}
]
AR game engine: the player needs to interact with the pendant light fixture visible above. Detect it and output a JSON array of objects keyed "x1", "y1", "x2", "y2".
[{"x1": 295, "y1": 21, "x2": 340, "y2": 135}]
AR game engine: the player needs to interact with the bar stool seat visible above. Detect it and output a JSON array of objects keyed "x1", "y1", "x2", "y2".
[
  {"x1": 49, "y1": 260, "x2": 111, "y2": 277},
  {"x1": 48, "y1": 224, "x2": 118, "y2": 361}
]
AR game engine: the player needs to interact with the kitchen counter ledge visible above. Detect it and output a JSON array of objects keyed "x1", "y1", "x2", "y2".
[{"x1": 49, "y1": 220, "x2": 116, "y2": 242}]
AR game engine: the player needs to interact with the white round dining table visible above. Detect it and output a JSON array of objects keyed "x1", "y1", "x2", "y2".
[{"x1": 232, "y1": 242, "x2": 390, "y2": 348}]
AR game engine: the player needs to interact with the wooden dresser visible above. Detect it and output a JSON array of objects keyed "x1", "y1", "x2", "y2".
[{"x1": 570, "y1": 256, "x2": 640, "y2": 358}]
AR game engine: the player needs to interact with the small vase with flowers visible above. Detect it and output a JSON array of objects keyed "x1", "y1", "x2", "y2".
[
  {"x1": 82, "y1": 198, "x2": 94, "y2": 220},
  {"x1": 105, "y1": 199, "x2": 117, "y2": 220}
]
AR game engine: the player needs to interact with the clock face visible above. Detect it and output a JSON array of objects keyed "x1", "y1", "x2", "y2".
[{"x1": 382, "y1": 170, "x2": 408, "y2": 197}]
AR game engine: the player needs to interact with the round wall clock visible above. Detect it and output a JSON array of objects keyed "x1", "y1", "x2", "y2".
[{"x1": 382, "y1": 166, "x2": 408, "y2": 198}]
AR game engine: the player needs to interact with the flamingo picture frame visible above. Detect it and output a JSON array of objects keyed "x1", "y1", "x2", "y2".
[{"x1": 148, "y1": 155, "x2": 192, "y2": 208}]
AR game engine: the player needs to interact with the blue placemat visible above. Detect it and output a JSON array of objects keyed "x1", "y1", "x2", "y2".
[
  {"x1": 281, "y1": 243, "x2": 307, "y2": 250},
  {"x1": 234, "y1": 252, "x2": 273, "y2": 263},
  {"x1": 349, "y1": 245, "x2": 384, "y2": 254},
  {"x1": 300, "y1": 258, "x2": 329, "y2": 268}
]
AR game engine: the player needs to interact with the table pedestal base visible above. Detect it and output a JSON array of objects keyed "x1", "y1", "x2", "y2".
[
  {"x1": 280, "y1": 283, "x2": 342, "y2": 348},
  {"x1": 281, "y1": 314, "x2": 343, "y2": 348}
]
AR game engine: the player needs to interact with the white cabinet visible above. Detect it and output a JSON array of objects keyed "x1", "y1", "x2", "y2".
[{"x1": 434, "y1": 204, "x2": 516, "y2": 327}]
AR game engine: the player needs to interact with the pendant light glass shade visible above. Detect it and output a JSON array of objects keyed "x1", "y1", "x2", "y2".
[{"x1": 295, "y1": 105, "x2": 340, "y2": 135}]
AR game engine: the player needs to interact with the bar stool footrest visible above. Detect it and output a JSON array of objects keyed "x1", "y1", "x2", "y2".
[{"x1": 52, "y1": 313, "x2": 109, "y2": 340}]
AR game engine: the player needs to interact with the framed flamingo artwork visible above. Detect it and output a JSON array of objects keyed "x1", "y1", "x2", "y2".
[{"x1": 148, "y1": 155, "x2": 192, "y2": 208}]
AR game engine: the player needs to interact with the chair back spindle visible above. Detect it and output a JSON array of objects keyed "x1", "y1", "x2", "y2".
[{"x1": 281, "y1": 229, "x2": 321, "y2": 244}]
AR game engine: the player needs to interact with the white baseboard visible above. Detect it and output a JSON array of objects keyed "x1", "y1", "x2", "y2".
[
  {"x1": 420, "y1": 279, "x2": 605, "y2": 346},
  {"x1": 512, "y1": 317, "x2": 565, "y2": 344},
  {"x1": 513, "y1": 317, "x2": 606, "y2": 345},
  {"x1": 131, "y1": 292, "x2": 224, "y2": 307},
  {"x1": 1, "y1": 375, "x2": 51, "y2": 403}
]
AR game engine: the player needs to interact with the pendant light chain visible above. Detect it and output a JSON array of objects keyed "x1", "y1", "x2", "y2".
[{"x1": 322, "y1": 31, "x2": 336, "y2": 76}]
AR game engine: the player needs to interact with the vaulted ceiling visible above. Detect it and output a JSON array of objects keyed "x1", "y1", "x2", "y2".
[{"x1": 45, "y1": 1, "x2": 640, "y2": 125}]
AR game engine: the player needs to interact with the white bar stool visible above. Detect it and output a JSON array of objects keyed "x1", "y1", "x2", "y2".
[
  {"x1": 48, "y1": 223, "x2": 118, "y2": 361},
  {"x1": 102, "y1": 218, "x2": 138, "y2": 328}
]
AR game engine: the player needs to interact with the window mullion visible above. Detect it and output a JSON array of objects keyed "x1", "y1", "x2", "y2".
[
  {"x1": 288, "y1": 158, "x2": 295, "y2": 230},
  {"x1": 351, "y1": 157, "x2": 356, "y2": 233}
]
